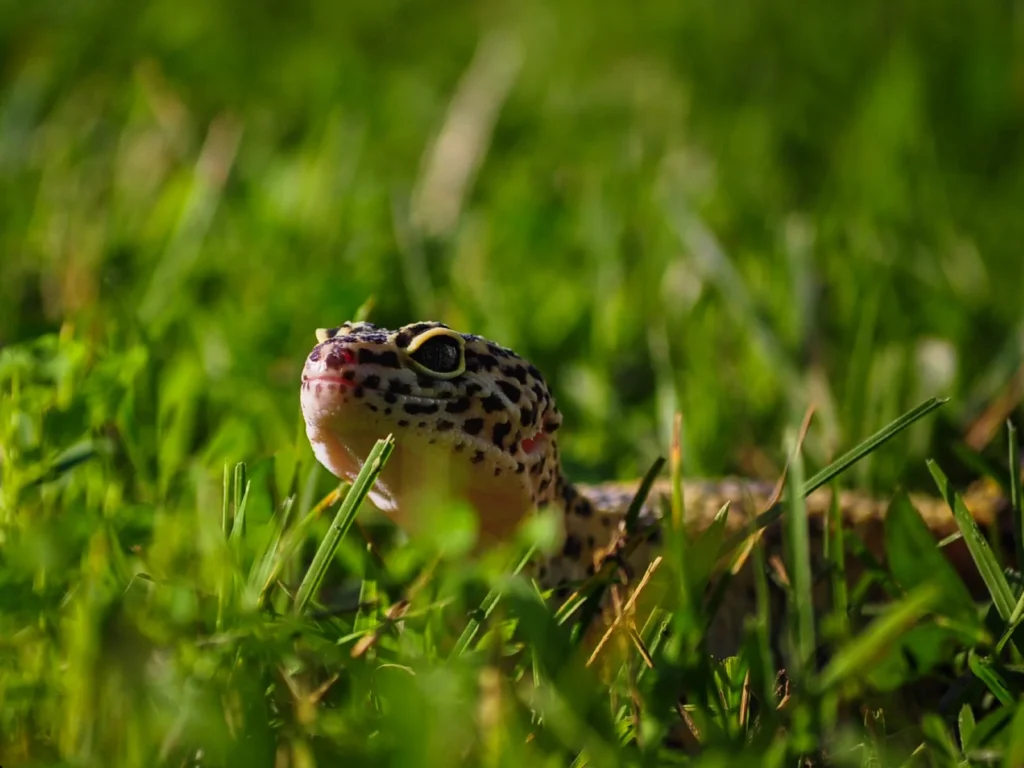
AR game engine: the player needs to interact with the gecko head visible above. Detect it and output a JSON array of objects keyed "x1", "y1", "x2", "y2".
[{"x1": 300, "y1": 321, "x2": 565, "y2": 542}]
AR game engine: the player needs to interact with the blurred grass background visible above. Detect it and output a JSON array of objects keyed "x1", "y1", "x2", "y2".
[
  {"x1": 1, "y1": 0, "x2": 1023, "y2": 764},
  {"x1": 2, "y1": 0, "x2": 1021, "y2": 487}
]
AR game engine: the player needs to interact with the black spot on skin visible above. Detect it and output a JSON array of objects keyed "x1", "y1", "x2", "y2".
[
  {"x1": 416, "y1": 375, "x2": 436, "y2": 389},
  {"x1": 395, "y1": 330, "x2": 413, "y2": 348},
  {"x1": 363, "y1": 375, "x2": 380, "y2": 389},
  {"x1": 353, "y1": 386, "x2": 364, "y2": 398},
  {"x1": 516, "y1": 462, "x2": 525, "y2": 474},
  {"x1": 342, "y1": 369, "x2": 356, "y2": 381},
  {"x1": 471, "y1": 450, "x2": 485, "y2": 464},
  {"x1": 527, "y1": 364, "x2": 543, "y2": 380},
  {"x1": 465, "y1": 383, "x2": 483, "y2": 397},
  {"x1": 367, "y1": 404, "x2": 378, "y2": 412},
  {"x1": 358, "y1": 348, "x2": 400, "y2": 368},
  {"x1": 492, "y1": 421, "x2": 512, "y2": 449},
  {"x1": 405, "y1": 322, "x2": 440, "y2": 338},
  {"x1": 464, "y1": 418, "x2": 484, "y2": 435},
  {"x1": 398, "y1": 420, "x2": 410, "y2": 427},
  {"x1": 481, "y1": 394, "x2": 504, "y2": 413},
  {"x1": 404, "y1": 402, "x2": 439, "y2": 415},
  {"x1": 587, "y1": 535, "x2": 595, "y2": 548},
  {"x1": 497, "y1": 380, "x2": 521, "y2": 403},
  {"x1": 475, "y1": 354, "x2": 499, "y2": 370},
  {"x1": 493, "y1": 467, "x2": 502, "y2": 477},
  {"x1": 543, "y1": 418, "x2": 560, "y2": 433},
  {"x1": 520, "y1": 408, "x2": 535, "y2": 427},
  {"x1": 384, "y1": 392, "x2": 398, "y2": 405},
  {"x1": 454, "y1": 442, "x2": 465, "y2": 452},
  {"x1": 389, "y1": 381, "x2": 412, "y2": 396},
  {"x1": 502, "y1": 364, "x2": 528, "y2": 383},
  {"x1": 418, "y1": 422, "x2": 427, "y2": 428},
  {"x1": 574, "y1": 498, "x2": 593, "y2": 518},
  {"x1": 384, "y1": 408, "x2": 392, "y2": 416},
  {"x1": 445, "y1": 397, "x2": 471, "y2": 414},
  {"x1": 539, "y1": 476, "x2": 552, "y2": 494},
  {"x1": 562, "y1": 535, "x2": 582, "y2": 559},
  {"x1": 487, "y1": 343, "x2": 509, "y2": 358},
  {"x1": 436, "y1": 420, "x2": 454, "y2": 431}
]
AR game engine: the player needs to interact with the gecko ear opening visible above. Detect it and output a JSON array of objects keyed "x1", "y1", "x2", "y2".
[{"x1": 520, "y1": 433, "x2": 548, "y2": 455}]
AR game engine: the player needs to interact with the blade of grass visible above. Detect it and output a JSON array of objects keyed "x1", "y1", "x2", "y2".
[
  {"x1": 827, "y1": 485, "x2": 849, "y2": 639},
  {"x1": 222, "y1": 462, "x2": 231, "y2": 537},
  {"x1": 567, "y1": 457, "x2": 665, "y2": 638},
  {"x1": 959, "y1": 704, "x2": 976, "y2": 753},
  {"x1": 670, "y1": 412, "x2": 684, "y2": 532},
  {"x1": 230, "y1": 474, "x2": 251, "y2": 542},
  {"x1": 803, "y1": 397, "x2": 948, "y2": 495},
  {"x1": 292, "y1": 435, "x2": 395, "y2": 615},
  {"x1": 626, "y1": 456, "x2": 666, "y2": 536},
  {"x1": 784, "y1": 429, "x2": 815, "y2": 679},
  {"x1": 724, "y1": 397, "x2": 949, "y2": 552},
  {"x1": 232, "y1": 461, "x2": 247, "y2": 537},
  {"x1": 967, "y1": 650, "x2": 1014, "y2": 706},
  {"x1": 449, "y1": 545, "x2": 536, "y2": 657},
  {"x1": 1010, "y1": 420, "x2": 1022, "y2": 569},
  {"x1": 249, "y1": 494, "x2": 295, "y2": 607},
  {"x1": 816, "y1": 582, "x2": 941, "y2": 693},
  {"x1": 927, "y1": 459, "x2": 1015, "y2": 622}
]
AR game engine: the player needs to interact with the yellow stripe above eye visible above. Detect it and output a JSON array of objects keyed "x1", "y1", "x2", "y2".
[
  {"x1": 405, "y1": 326, "x2": 462, "y2": 354},
  {"x1": 405, "y1": 327, "x2": 467, "y2": 379}
]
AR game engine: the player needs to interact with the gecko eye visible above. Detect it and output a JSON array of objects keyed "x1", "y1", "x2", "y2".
[{"x1": 406, "y1": 329, "x2": 465, "y2": 378}]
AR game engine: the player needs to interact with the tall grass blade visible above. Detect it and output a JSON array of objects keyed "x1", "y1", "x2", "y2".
[
  {"x1": 1009, "y1": 420, "x2": 1022, "y2": 569},
  {"x1": 784, "y1": 430, "x2": 815, "y2": 678},
  {"x1": 816, "y1": 582, "x2": 940, "y2": 693},
  {"x1": 293, "y1": 435, "x2": 395, "y2": 615},
  {"x1": 927, "y1": 459, "x2": 1016, "y2": 621},
  {"x1": 450, "y1": 546, "x2": 535, "y2": 657},
  {"x1": 725, "y1": 397, "x2": 948, "y2": 551},
  {"x1": 802, "y1": 397, "x2": 948, "y2": 495}
]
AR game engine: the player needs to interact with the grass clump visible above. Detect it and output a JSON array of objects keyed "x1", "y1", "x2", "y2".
[
  {"x1": 1, "y1": 1, "x2": 1022, "y2": 763},
  {"x1": 2, "y1": 329, "x2": 1023, "y2": 765}
]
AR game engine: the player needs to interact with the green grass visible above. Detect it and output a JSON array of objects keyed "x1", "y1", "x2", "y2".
[{"x1": 1, "y1": 0, "x2": 1023, "y2": 764}]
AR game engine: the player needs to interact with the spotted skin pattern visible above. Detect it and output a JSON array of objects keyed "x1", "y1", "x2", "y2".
[{"x1": 301, "y1": 321, "x2": 1011, "y2": 654}]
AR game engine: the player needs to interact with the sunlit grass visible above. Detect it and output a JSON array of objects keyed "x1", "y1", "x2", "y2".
[
  {"x1": 2, "y1": 329, "x2": 1022, "y2": 765},
  {"x1": 1, "y1": 1, "x2": 1022, "y2": 764}
]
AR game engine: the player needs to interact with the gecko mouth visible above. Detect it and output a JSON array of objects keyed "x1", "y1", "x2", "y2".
[{"x1": 302, "y1": 373, "x2": 355, "y2": 388}]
